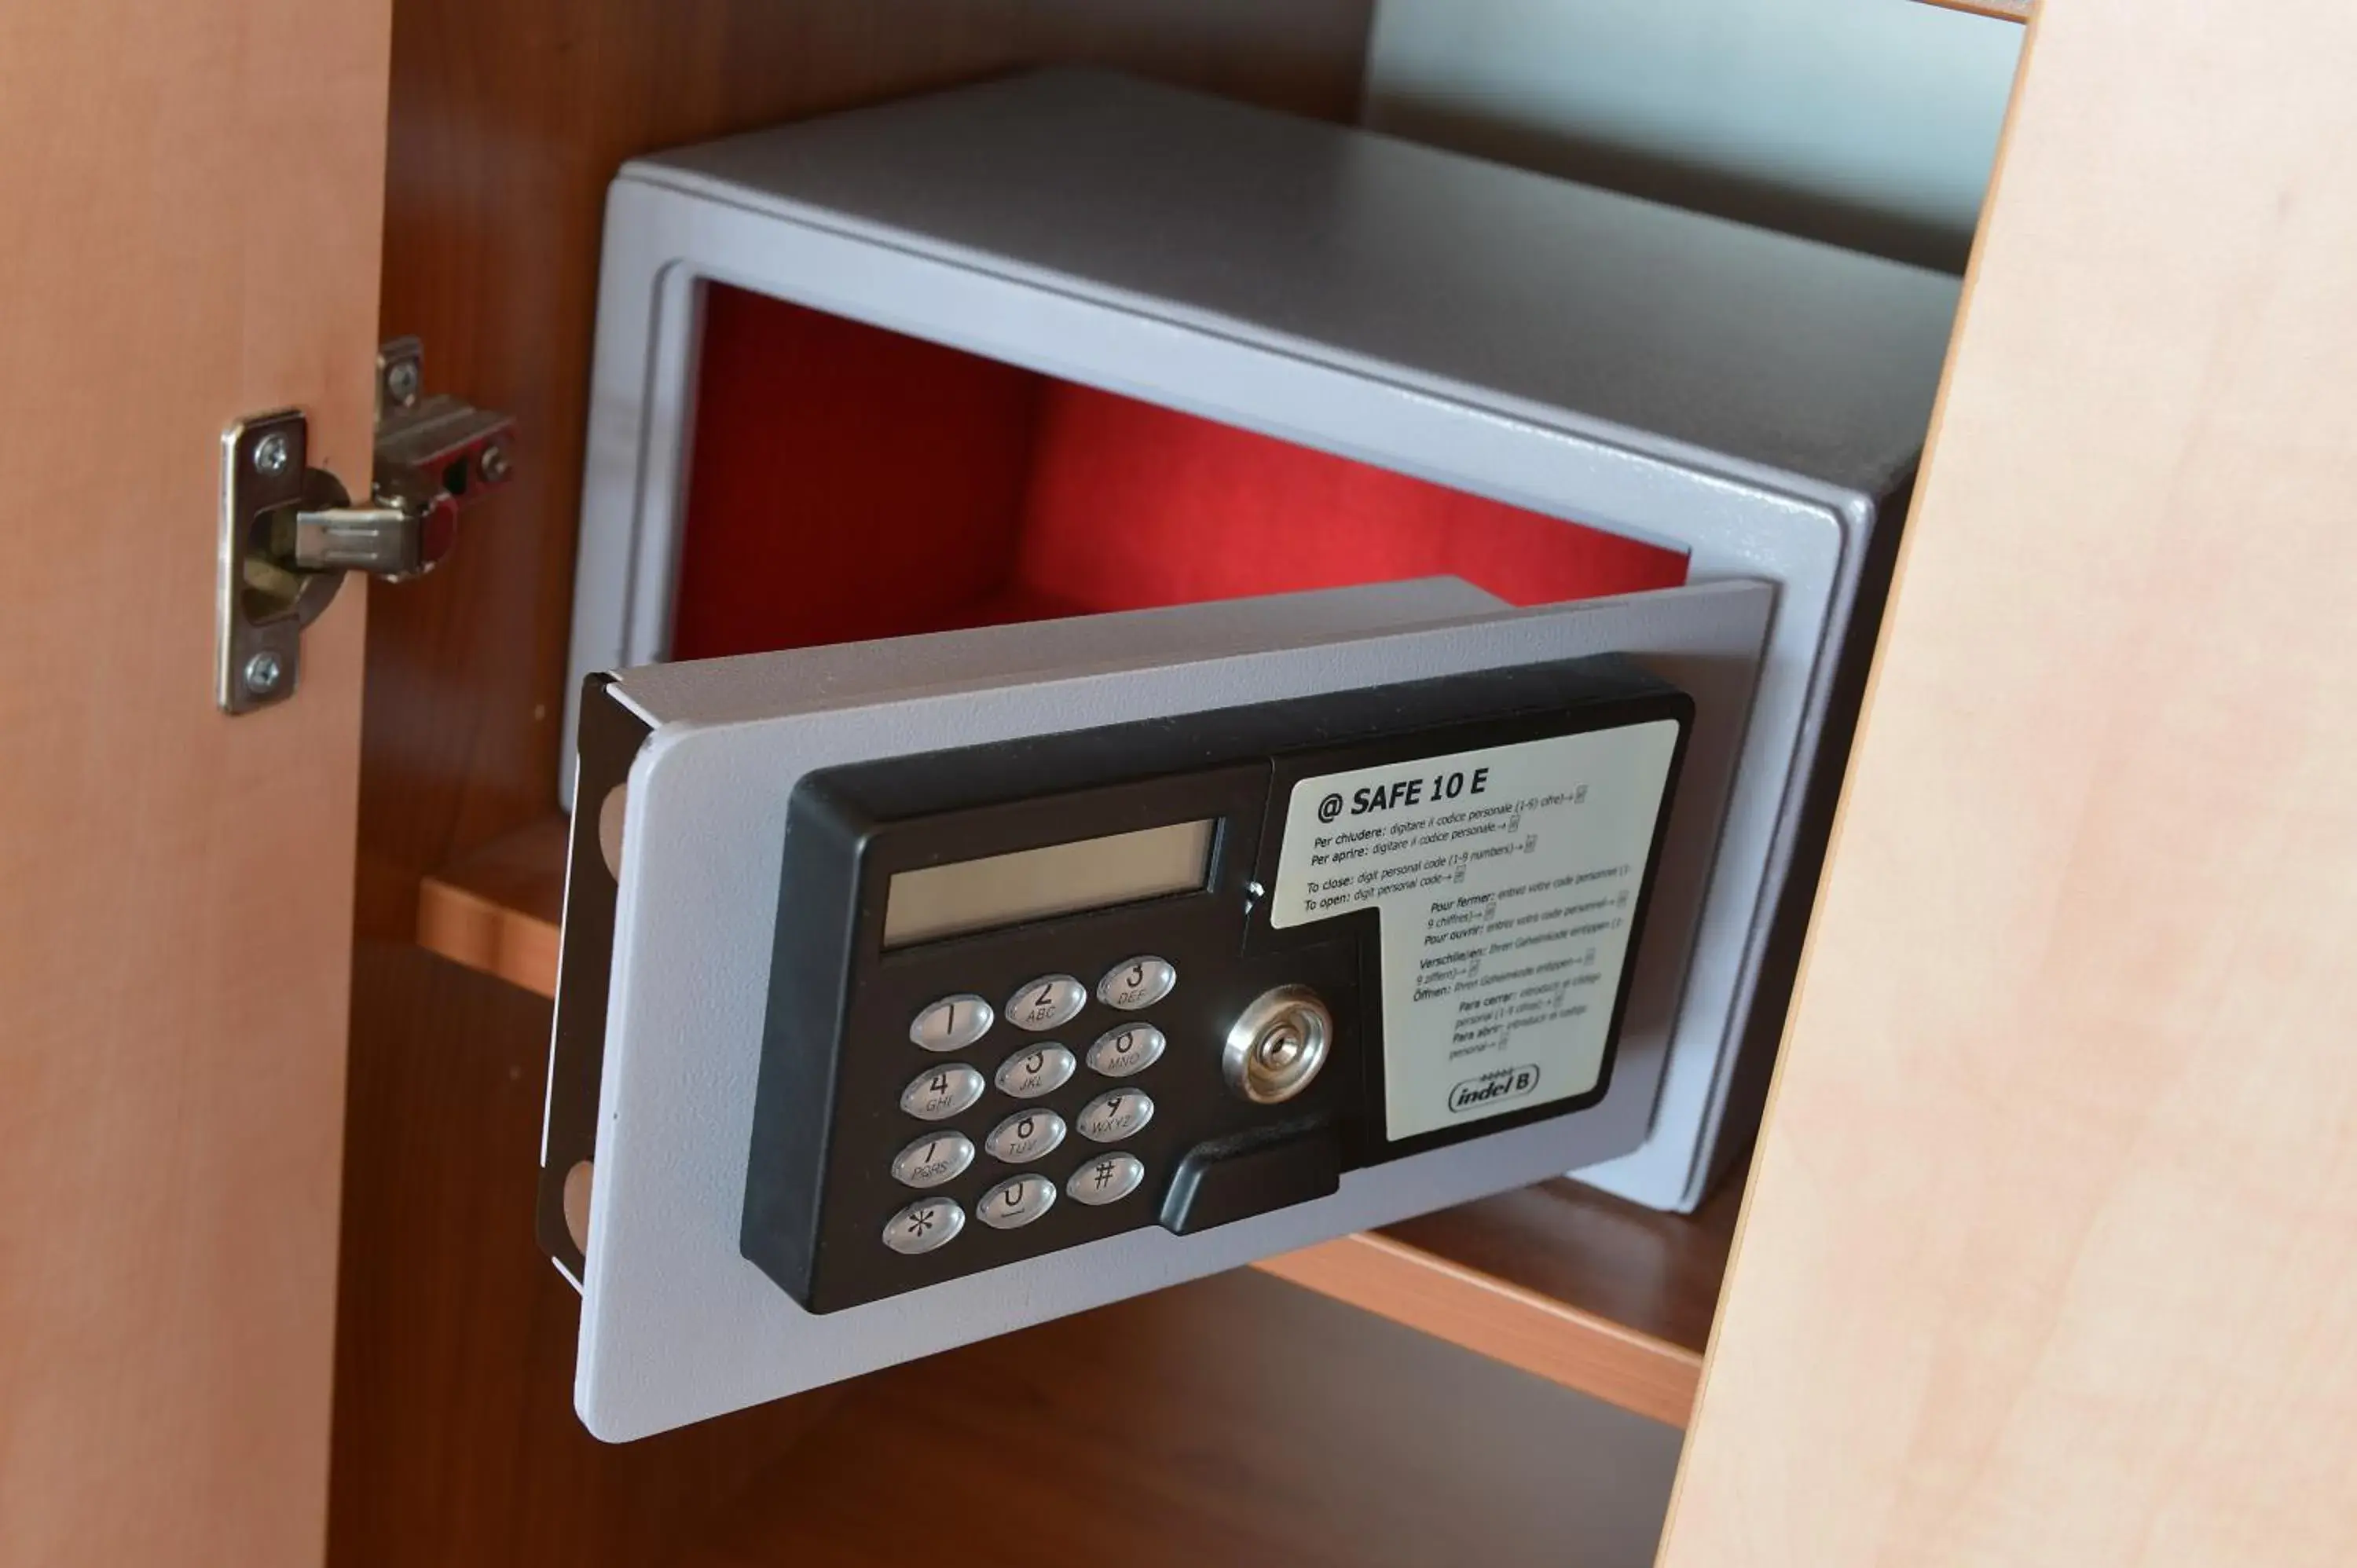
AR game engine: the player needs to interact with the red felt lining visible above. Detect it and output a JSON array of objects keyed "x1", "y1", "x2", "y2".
[{"x1": 673, "y1": 284, "x2": 1688, "y2": 661}]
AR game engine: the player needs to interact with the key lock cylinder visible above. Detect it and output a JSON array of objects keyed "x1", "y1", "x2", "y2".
[
  {"x1": 1223, "y1": 984, "x2": 1335, "y2": 1104},
  {"x1": 218, "y1": 337, "x2": 515, "y2": 713}
]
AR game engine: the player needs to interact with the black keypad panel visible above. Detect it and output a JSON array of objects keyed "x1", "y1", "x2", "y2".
[{"x1": 740, "y1": 660, "x2": 1691, "y2": 1314}]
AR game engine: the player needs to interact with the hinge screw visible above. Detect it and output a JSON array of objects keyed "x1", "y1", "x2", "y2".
[
  {"x1": 251, "y1": 432, "x2": 292, "y2": 477},
  {"x1": 383, "y1": 357, "x2": 422, "y2": 408},
  {"x1": 242, "y1": 650, "x2": 286, "y2": 697},
  {"x1": 477, "y1": 443, "x2": 511, "y2": 485}
]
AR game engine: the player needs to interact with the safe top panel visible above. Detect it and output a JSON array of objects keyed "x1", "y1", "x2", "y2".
[{"x1": 630, "y1": 68, "x2": 1959, "y2": 497}]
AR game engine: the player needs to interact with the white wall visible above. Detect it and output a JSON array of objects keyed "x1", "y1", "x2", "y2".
[{"x1": 1362, "y1": 0, "x2": 2023, "y2": 272}]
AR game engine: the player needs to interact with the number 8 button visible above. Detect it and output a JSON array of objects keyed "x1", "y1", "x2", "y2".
[{"x1": 1098, "y1": 956, "x2": 1176, "y2": 1011}]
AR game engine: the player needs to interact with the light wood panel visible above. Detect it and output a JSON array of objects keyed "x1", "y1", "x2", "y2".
[
  {"x1": 1663, "y1": 1, "x2": 2357, "y2": 1563},
  {"x1": 0, "y1": 0, "x2": 390, "y2": 1561},
  {"x1": 417, "y1": 815, "x2": 1735, "y2": 1428}
]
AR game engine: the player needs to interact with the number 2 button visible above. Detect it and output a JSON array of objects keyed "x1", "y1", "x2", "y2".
[{"x1": 1004, "y1": 975, "x2": 1085, "y2": 1031}]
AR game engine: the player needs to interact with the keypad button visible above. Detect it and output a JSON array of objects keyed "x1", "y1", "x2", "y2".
[
  {"x1": 890, "y1": 1130, "x2": 975, "y2": 1189},
  {"x1": 1086, "y1": 1022, "x2": 1165, "y2": 1079},
  {"x1": 1004, "y1": 975, "x2": 1087, "y2": 1032},
  {"x1": 1097, "y1": 956, "x2": 1177, "y2": 1011},
  {"x1": 1075, "y1": 1087, "x2": 1155, "y2": 1143},
  {"x1": 984, "y1": 1108, "x2": 1067, "y2": 1164},
  {"x1": 909, "y1": 994, "x2": 993, "y2": 1053},
  {"x1": 882, "y1": 1196, "x2": 964, "y2": 1255},
  {"x1": 1066, "y1": 1152, "x2": 1146, "y2": 1207},
  {"x1": 977, "y1": 1174, "x2": 1058, "y2": 1229},
  {"x1": 900, "y1": 1063, "x2": 984, "y2": 1122},
  {"x1": 994, "y1": 1043, "x2": 1076, "y2": 1100}
]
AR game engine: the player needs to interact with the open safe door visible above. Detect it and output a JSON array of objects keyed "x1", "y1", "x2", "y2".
[{"x1": 544, "y1": 577, "x2": 1770, "y2": 1438}]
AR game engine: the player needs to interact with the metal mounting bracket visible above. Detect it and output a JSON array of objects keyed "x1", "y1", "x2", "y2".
[{"x1": 217, "y1": 339, "x2": 514, "y2": 714}]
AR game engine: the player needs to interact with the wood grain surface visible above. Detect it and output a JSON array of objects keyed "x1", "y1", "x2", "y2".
[
  {"x1": 0, "y1": 0, "x2": 390, "y2": 1561},
  {"x1": 1663, "y1": 1, "x2": 2357, "y2": 1562},
  {"x1": 340, "y1": 9, "x2": 1375, "y2": 1563},
  {"x1": 688, "y1": 1266, "x2": 1684, "y2": 1568}
]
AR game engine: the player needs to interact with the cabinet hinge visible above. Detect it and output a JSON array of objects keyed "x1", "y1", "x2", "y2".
[{"x1": 217, "y1": 337, "x2": 515, "y2": 714}]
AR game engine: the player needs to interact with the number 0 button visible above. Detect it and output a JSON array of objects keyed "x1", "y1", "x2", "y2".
[
  {"x1": 1098, "y1": 956, "x2": 1176, "y2": 1010},
  {"x1": 977, "y1": 1174, "x2": 1057, "y2": 1230},
  {"x1": 900, "y1": 1063, "x2": 984, "y2": 1122},
  {"x1": 1076, "y1": 1088, "x2": 1154, "y2": 1142},
  {"x1": 910, "y1": 994, "x2": 992, "y2": 1053},
  {"x1": 1005, "y1": 975, "x2": 1086, "y2": 1032}
]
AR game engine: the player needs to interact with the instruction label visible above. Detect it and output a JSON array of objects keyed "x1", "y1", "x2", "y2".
[{"x1": 1270, "y1": 722, "x2": 1681, "y2": 1141}]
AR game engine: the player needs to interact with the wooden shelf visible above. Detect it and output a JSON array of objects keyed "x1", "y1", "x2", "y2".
[{"x1": 419, "y1": 816, "x2": 1738, "y2": 1428}]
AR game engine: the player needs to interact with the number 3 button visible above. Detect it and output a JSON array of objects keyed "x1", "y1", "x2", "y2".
[{"x1": 1098, "y1": 956, "x2": 1176, "y2": 1011}]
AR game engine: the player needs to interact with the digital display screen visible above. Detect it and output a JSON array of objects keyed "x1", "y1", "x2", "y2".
[{"x1": 882, "y1": 819, "x2": 1216, "y2": 948}]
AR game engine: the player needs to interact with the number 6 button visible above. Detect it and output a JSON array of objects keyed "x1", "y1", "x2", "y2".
[
  {"x1": 1098, "y1": 956, "x2": 1176, "y2": 1010},
  {"x1": 1087, "y1": 1023, "x2": 1164, "y2": 1079}
]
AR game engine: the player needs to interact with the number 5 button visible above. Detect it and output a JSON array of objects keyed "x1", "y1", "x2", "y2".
[
  {"x1": 995, "y1": 1044, "x2": 1076, "y2": 1099},
  {"x1": 1098, "y1": 956, "x2": 1175, "y2": 1010}
]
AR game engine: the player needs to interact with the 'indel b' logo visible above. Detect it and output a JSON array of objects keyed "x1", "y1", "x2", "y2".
[{"x1": 1447, "y1": 1063, "x2": 1540, "y2": 1115}]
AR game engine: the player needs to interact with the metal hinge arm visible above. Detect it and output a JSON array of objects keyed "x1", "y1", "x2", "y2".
[{"x1": 218, "y1": 339, "x2": 514, "y2": 713}]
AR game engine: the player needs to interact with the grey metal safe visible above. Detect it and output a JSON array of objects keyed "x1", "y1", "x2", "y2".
[{"x1": 547, "y1": 69, "x2": 1956, "y2": 1438}]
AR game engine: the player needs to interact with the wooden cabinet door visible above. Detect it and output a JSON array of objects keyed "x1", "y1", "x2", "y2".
[
  {"x1": 0, "y1": 2, "x2": 392, "y2": 1563},
  {"x1": 1663, "y1": 2, "x2": 2357, "y2": 1563}
]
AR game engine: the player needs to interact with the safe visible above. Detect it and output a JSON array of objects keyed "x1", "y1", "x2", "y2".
[{"x1": 545, "y1": 68, "x2": 1956, "y2": 1438}]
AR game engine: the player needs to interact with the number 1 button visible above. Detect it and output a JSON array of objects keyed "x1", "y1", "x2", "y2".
[{"x1": 910, "y1": 994, "x2": 993, "y2": 1053}]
